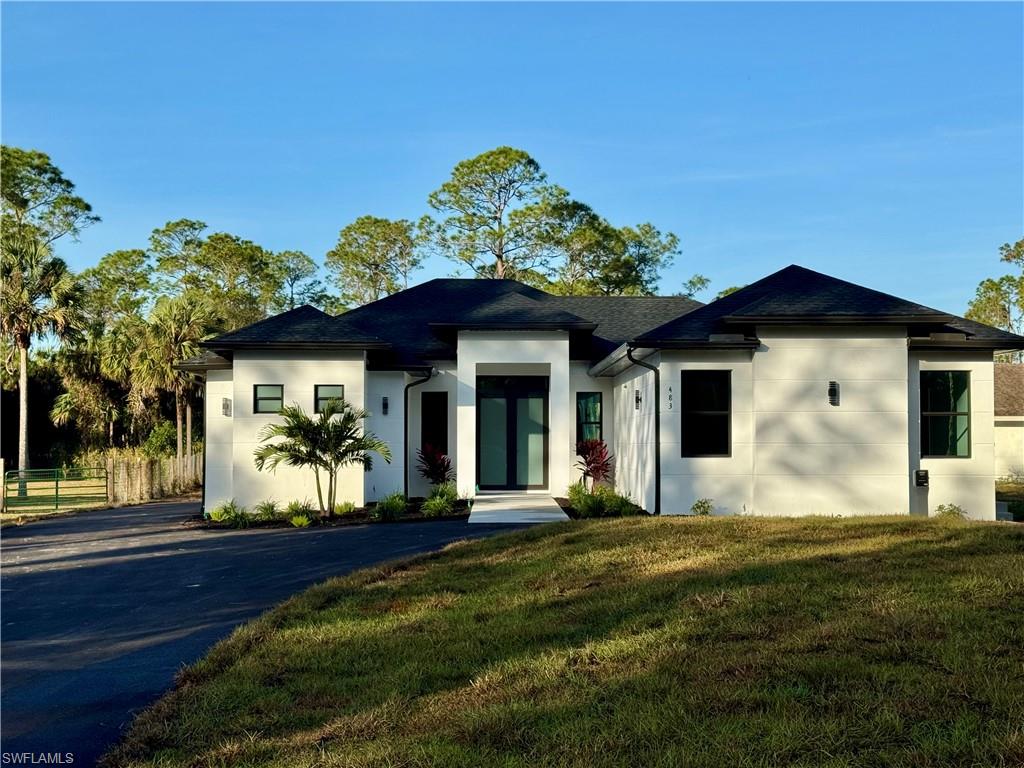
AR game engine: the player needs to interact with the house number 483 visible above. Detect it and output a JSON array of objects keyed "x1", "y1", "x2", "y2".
[{"x1": 667, "y1": 385, "x2": 673, "y2": 410}]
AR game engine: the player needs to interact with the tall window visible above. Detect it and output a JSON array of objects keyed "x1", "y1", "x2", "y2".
[
  {"x1": 680, "y1": 371, "x2": 730, "y2": 457},
  {"x1": 253, "y1": 384, "x2": 283, "y2": 414},
  {"x1": 920, "y1": 371, "x2": 970, "y2": 457},
  {"x1": 314, "y1": 385, "x2": 345, "y2": 414},
  {"x1": 421, "y1": 391, "x2": 448, "y2": 453},
  {"x1": 576, "y1": 392, "x2": 603, "y2": 442}
]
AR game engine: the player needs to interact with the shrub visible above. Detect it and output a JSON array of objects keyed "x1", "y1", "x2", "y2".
[
  {"x1": 372, "y1": 491, "x2": 406, "y2": 521},
  {"x1": 286, "y1": 499, "x2": 316, "y2": 517},
  {"x1": 569, "y1": 484, "x2": 642, "y2": 518},
  {"x1": 334, "y1": 501, "x2": 357, "y2": 516},
  {"x1": 575, "y1": 439, "x2": 613, "y2": 491},
  {"x1": 421, "y1": 494, "x2": 453, "y2": 517},
  {"x1": 142, "y1": 421, "x2": 178, "y2": 458},
  {"x1": 209, "y1": 499, "x2": 249, "y2": 528},
  {"x1": 417, "y1": 444, "x2": 455, "y2": 485},
  {"x1": 289, "y1": 514, "x2": 312, "y2": 528},
  {"x1": 935, "y1": 503, "x2": 966, "y2": 519},
  {"x1": 430, "y1": 482, "x2": 458, "y2": 503},
  {"x1": 691, "y1": 498, "x2": 714, "y2": 516},
  {"x1": 253, "y1": 500, "x2": 280, "y2": 522}
]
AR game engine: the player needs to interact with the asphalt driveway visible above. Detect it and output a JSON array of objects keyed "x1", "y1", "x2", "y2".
[{"x1": 0, "y1": 501, "x2": 521, "y2": 766}]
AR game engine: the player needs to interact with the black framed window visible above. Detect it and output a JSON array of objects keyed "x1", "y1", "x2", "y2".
[
  {"x1": 253, "y1": 384, "x2": 283, "y2": 414},
  {"x1": 314, "y1": 384, "x2": 345, "y2": 414},
  {"x1": 921, "y1": 371, "x2": 970, "y2": 458},
  {"x1": 576, "y1": 392, "x2": 603, "y2": 443},
  {"x1": 421, "y1": 391, "x2": 448, "y2": 453},
  {"x1": 680, "y1": 371, "x2": 731, "y2": 457}
]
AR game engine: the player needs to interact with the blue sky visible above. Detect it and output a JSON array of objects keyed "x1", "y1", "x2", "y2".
[{"x1": 2, "y1": 2, "x2": 1021, "y2": 312}]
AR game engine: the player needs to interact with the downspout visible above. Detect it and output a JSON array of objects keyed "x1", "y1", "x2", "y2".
[
  {"x1": 403, "y1": 367, "x2": 434, "y2": 499},
  {"x1": 626, "y1": 346, "x2": 661, "y2": 516}
]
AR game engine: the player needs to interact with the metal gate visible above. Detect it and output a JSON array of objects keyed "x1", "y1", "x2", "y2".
[{"x1": 3, "y1": 467, "x2": 108, "y2": 512}]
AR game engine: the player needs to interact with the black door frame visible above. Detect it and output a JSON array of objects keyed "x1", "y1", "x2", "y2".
[{"x1": 475, "y1": 376, "x2": 549, "y2": 490}]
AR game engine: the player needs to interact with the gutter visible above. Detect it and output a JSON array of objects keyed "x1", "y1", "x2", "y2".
[
  {"x1": 403, "y1": 367, "x2": 434, "y2": 499},
  {"x1": 626, "y1": 346, "x2": 661, "y2": 516}
]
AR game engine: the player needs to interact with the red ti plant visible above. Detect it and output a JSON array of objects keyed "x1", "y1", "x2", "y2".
[
  {"x1": 416, "y1": 444, "x2": 455, "y2": 486},
  {"x1": 575, "y1": 439, "x2": 613, "y2": 491}
]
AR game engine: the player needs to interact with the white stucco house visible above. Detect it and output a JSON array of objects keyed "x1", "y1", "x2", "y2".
[
  {"x1": 179, "y1": 265, "x2": 1024, "y2": 521},
  {"x1": 994, "y1": 363, "x2": 1024, "y2": 479}
]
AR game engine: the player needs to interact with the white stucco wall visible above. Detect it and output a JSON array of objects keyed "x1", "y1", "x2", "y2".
[
  {"x1": 910, "y1": 351, "x2": 995, "y2": 520},
  {"x1": 752, "y1": 327, "x2": 910, "y2": 516},
  {"x1": 612, "y1": 358, "x2": 658, "y2": 513},
  {"x1": 227, "y1": 351, "x2": 367, "y2": 509},
  {"x1": 995, "y1": 416, "x2": 1024, "y2": 479},
  {"x1": 364, "y1": 371, "x2": 406, "y2": 502},
  {"x1": 658, "y1": 350, "x2": 754, "y2": 515},
  {"x1": 203, "y1": 369, "x2": 234, "y2": 511},
  {"x1": 455, "y1": 331, "x2": 571, "y2": 498},
  {"x1": 406, "y1": 365, "x2": 458, "y2": 499}
]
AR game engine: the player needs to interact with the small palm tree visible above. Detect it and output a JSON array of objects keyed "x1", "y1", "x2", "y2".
[
  {"x1": 132, "y1": 294, "x2": 213, "y2": 458},
  {"x1": 253, "y1": 398, "x2": 391, "y2": 518}
]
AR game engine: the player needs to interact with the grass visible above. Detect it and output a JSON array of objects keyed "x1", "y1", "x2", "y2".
[{"x1": 104, "y1": 516, "x2": 1024, "y2": 768}]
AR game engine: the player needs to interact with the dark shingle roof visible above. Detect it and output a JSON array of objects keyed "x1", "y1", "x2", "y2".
[
  {"x1": 336, "y1": 279, "x2": 701, "y2": 366},
  {"x1": 996, "y1": 363, "x2": 1024, "y2": 417},
  {"x1": 636, "y1": 265, "x2": 1024, "y2": 349},
  {"x1": 205, "y1": 305, "x2": 387, "y2": 349}
]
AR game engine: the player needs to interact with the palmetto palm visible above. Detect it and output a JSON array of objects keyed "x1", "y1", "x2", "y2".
[
  {"x1": 253, "y1": 398, "x2": 392, "y2": 518},
  {"x1": 0, "y1": 249, "x2": 84, "y2": 473},
  {"x1": 132, "y1": 294, "x2": 214, "y2": 458}
]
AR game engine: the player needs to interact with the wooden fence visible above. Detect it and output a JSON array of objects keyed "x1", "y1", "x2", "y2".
[{"x1": 105, "y1": 454, "x2": 203, "y2": 506}]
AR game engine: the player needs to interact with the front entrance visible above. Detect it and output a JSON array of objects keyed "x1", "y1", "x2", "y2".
[{"x1": 476, "y1": 376, "x2": 549, "y2": 490}]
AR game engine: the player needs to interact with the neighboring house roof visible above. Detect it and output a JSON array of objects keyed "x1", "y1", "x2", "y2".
[
  {"x1": 635, "y1": 265, "x2": 1024, "y2": 350},
  {"x1": 995, "y1": 363, "x2": 1024, "y2": 417},
  {"x1": 174, "y1": 350, "x2": 232, "y2": 372}
]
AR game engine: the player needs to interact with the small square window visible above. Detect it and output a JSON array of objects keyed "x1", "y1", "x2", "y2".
[
  {"x1": 315, "y1": 385, "x2": 345, "y2": 414},
  {"x1": 253, "y1": 385, "x2": 283, "y2": 414}
]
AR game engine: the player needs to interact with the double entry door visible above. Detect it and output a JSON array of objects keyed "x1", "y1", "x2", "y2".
[{"x1": 476, "y1": 376, "x2": 548, "y2": 490}]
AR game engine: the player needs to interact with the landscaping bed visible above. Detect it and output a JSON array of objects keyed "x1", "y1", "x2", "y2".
[
  {"x1": 189, "y1": 498, "x2": 471, "y2": 530},
  {"x1": 104, "y1": 516, "x2": 1024, "y2": 768}
]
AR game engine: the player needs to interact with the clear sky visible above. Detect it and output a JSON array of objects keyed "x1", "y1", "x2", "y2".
[{"x1": 2, "y1": 2, "x2": 1021, "y2": 312}]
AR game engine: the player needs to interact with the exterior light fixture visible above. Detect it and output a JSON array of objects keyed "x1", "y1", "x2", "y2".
[
  {"x1": 828, "y1": 381, "x2": 840, "y2": 406},
  {"x1": 382, "y1": 396, "x2": 389, "y2": 415}
]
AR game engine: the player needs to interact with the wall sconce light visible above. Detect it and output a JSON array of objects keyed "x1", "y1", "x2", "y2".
[
  {"x1": 221, "y1": 398, "x2": 232, "y2": 417},
  {"x1": 828, "y1": 381, "x2": 840, "y2": 406},
  {"x1": 634, "y1": 389, "x2": 641, "y2": 410},
  {"x1": 382, "y1": 396, "x2": 389, "y2": 415}
]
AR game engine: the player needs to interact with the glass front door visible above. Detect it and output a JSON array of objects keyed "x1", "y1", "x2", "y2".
[{"x1": 477, "y1": 376, "x2": 548, "y2": 490}]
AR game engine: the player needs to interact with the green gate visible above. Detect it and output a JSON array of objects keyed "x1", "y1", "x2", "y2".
[{"x1": 3, "y1": 467, "x2": 108, "y2": 512}]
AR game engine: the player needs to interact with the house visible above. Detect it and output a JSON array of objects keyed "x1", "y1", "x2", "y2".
[
  {"x1": 994, "y1": 363, "x2": 1024, "y2": 479},
  {"x1": 179, "y1": 265, "x2": 1024, "y2": 521}
]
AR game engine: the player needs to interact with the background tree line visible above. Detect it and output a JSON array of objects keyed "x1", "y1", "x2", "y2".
[{"x1": 3, "y1": 142, "x2": 1020, "y2": 471}]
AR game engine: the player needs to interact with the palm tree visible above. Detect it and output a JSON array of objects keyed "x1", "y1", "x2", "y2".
[
  {"x1": 0, "y1": 250, "x2": 84, "y2": 477},
  {"x1": 133, "y1": 294, "x2": 214, "y2": 458},
  {"x1": 253, "y1": 398, "x2": 392, "y2": 517}
]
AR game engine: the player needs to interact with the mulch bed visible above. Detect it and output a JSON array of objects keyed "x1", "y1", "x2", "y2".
[{"x1": 189, "y1": 498, "x2": 471, "y2": 530}]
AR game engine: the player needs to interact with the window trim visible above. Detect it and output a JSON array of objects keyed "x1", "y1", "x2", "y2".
[
  {"x1": 680, "y1": 369, "x2": 732, "y2": 458},
  {"x1": 253, "y1": 384, "x2": 284, "y2": 415},
  {"x1": 575, "y1": 391, "x2": 603, "y2": 444},
  {"x1": 920, "y1": 370, "x2": 971, "y2": 459},
  {"x1": 314, "y1": 384, "x2": 346, "y2": 415}
]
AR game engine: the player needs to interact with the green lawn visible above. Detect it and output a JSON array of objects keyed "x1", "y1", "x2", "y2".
[{"x1": 104, "y1": 517, "x2": 1024, "y2": 768}]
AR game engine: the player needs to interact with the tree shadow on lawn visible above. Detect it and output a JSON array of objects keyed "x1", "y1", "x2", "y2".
[{"x1": 104, "y1": 517, "x2": 1024, "y2": 768}]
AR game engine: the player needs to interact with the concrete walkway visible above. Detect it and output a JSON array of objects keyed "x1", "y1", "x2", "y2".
[{"x1": 468, "y1": 493, "x2": 570, "y2": 524}]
